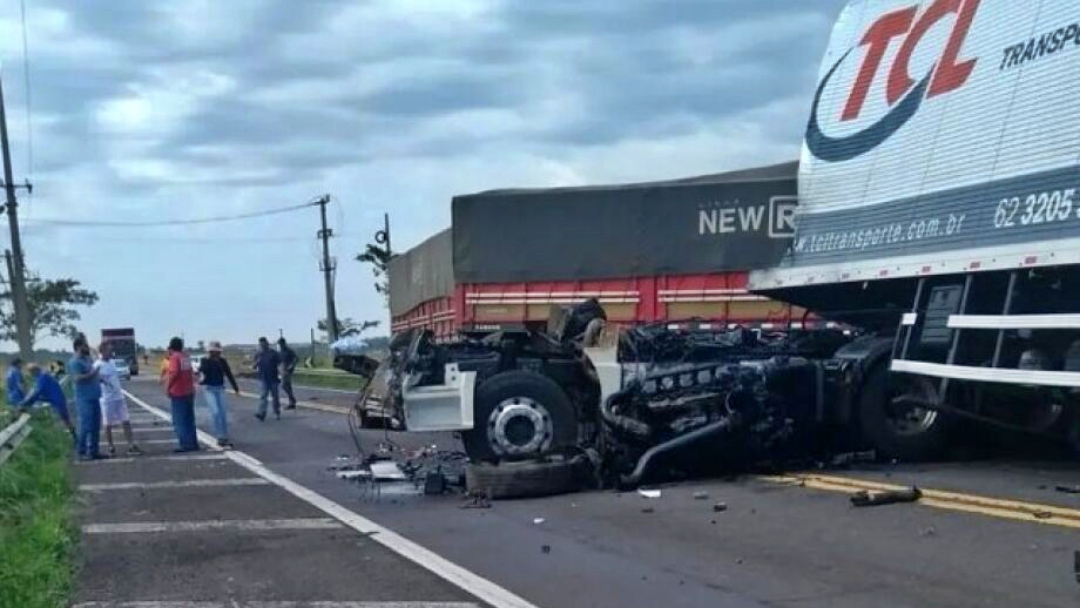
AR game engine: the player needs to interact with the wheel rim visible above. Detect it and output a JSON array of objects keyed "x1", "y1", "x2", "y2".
[
  {"x1": 487, "y1": 396, "x2": 553, "y2": 457},
  {"x1": 888, "y1": 377, "x2": 939, "y2": 436}
]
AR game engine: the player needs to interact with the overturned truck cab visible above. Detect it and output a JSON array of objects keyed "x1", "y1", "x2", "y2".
[{"x1": 352, "y1": 301, "x2": 857, "y2": 489}]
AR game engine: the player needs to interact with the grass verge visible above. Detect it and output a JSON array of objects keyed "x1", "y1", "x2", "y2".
[
  {"x1": 291, "y1": 370, "x2": 366, "y2": 392},
  {"x1": 0, "y1": 408, "x2": 76, "y2": 608}
]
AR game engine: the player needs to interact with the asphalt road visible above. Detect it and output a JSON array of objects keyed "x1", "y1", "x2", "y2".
[{"x1": 119, "y1": 378, "x2": 1080, "y2": 608}]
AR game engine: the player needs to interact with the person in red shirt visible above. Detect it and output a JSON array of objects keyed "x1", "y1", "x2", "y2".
[{"x1": 163, "y1": 336, "x2": 198, "y2": 452}]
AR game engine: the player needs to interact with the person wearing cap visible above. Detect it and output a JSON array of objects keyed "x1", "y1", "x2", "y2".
[
  {"x1": 68, "y1": 334, "x2": 105, "y2": 460},
  {"x1": 6, "y1": 357, "x2": 25, "y2": 409},
  {"x1": 277, "y1": 337, "x2": 299, "y2": 410},
  {"x1": 198, "y1": 341, "x2": 239, "y2": 448},
  {"x1": 96, "y1": 341, "x2": 141, "y2": 456},
  {"x1": 20, "y1": 363, "x2": 75, "y2": 439},
  {"x1": 163, "y1": 336, "x2": 198, "y2": 452}
]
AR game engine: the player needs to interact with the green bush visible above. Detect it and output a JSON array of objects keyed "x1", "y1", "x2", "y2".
[{"x1": 0, "y1": 410, "x2": 76, "y2": 608}]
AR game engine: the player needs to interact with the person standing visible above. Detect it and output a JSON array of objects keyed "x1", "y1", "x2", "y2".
[
  {"x1": 6, "y1": 358, "x2": 25, "y2": 409},
  {"x1": 68, "y1": 335, "x2": 104, "y2": 461},
  {"x1": 96, "y1": 342, "x2": 141, "y2": 456},
  {"x1": 253, "y1": 337, "x2": 282, "y2": 421},
  {"x1": 20, "y1": 363, "x2": 76, "y2": 440},
  {"x1": 199, "y1": 341, "x2": 239, "y2": 448},
  {"x1": 163, "y1": 337, "x2": 199, "y2": 452},
  {"x1": 278, "y1": 337, "x2": 298, "y2": 410}
]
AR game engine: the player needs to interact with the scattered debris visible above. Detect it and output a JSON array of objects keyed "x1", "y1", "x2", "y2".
[
  {"x1": 533, "y1": 518, "x2": 546, "y2": 525},
  {"x1": 370, "y1": 460, "x2": 408, "y2": 481},
  {"x1": 638, "y1": 488, "x2": 662, "y2": 499},
  {"x1": 919, "y1": 526, "x2": 936, "y2": 537},
  {"x1": 336, "y1": 470, "x2": 371, "y2": 481},
  {"x1": 460, "y1": 492, "x2": 492, "y2": 509},
  {"x1": 1074, "y1": 550, "x2": 1079, "y2": 584},
  {"x1": 541, "y1": 545, "x2": 551, "y2": 554},
  {"x1": 713, "y1": 502, "x2": 728, "y2": 513},
  {"x1": 850, "y1": 486, "x2": 922, "y2": 507},
  {"x1": 735, "y1": 558, "x2": 744, "y2": 565},
  {"x1": 1033, "y1": 511, "x2": 1053, "y2": 520},
  {"x1": 1055, "y1": 485, "x2": 1080, "y2": 494},
  {"x1": 641, "y1": 506, "x2": 655, "y2": 513},
  {"x1": 829, "y1": 450, "x2": 876, "y2": 468},
  {"x1": 692, "y1": 491, "x2": 709, "y2": 500}
]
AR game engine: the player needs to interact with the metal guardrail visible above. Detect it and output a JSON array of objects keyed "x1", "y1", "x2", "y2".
[{"x1": 0, "y1": 413, "x2": 32, "y2": 467}]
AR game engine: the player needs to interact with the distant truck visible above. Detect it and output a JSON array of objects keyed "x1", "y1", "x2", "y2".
[{"x1": 101, "y1": 327, "x2": 139, "y2": 376}]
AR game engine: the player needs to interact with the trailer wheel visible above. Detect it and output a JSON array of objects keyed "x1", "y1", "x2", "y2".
[
  {"x1": 466, "y1": 457, "x2": 587, "y2": 499},
  {"x1": 463, "y1": 370, "x2": 577, "y2": 463},
  {"x1": 859, "y1": 365, "x2": 949, "y2": 461}
]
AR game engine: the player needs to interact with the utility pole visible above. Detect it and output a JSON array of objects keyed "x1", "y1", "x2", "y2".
[
  {"x1": 0, "y1": 75, "x2": 32, "y2": 360},
  {"x1": 316, "y1": 195, "x2": 339, "y2": 343}
]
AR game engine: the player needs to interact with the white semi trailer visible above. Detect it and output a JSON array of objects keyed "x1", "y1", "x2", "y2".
[{"x1": 752, "y1": 0, "x2": 1080, "y2": 457}]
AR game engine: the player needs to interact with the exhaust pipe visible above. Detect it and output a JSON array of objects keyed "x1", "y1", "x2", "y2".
[{"x1": 619, "y1": 416, "x2": 736, "y2": 489}]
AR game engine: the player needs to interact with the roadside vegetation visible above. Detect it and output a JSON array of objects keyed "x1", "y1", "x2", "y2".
[
  {"x1": 291, "y1": 369, "x2": 365, "y2": 392},
  {"x1": 0, "y1": 406, "x2": 77, "y2": 608}
]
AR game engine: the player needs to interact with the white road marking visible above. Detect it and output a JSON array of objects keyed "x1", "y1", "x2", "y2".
[
  {"x1": 83, "y1": 518, "x2": 343, "y2": 534},
  {"x1": 75, "y1": 453, "x2": 228, "y2": 465},
  {"x1": 80, "y1": 478, "x2": 268, "y2": 491},
  {"x1": 73, "y1": 602, "x2": 480, "y2": 608},
  {"x1": 122, "y1": 389, "x2": 541, "y2": 608}
]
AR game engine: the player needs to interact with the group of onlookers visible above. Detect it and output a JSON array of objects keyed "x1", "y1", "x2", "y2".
[
  {"x1": 5, "y1": 334, "x2": 303, "y2": 460},
  {"x1": 6, "y1": 335, "x2": 141, "y2": 460}
]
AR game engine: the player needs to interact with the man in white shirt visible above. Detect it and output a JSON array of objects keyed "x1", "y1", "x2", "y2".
[{"x1": 96, "y1": 341, "x2": 140, "y2": 456}]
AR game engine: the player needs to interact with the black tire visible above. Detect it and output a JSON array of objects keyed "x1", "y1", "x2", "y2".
[
  {"x1": 859, "y1": 364, "x2": 950, "y2": 461},
  {"x1": 466, "y1": 458, "x2": 584, "y2": 499},
  {"x1": 462, "y1": 370, "x2": 577, "y2": 462}
]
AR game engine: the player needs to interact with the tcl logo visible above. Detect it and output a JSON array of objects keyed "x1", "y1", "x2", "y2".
[{"x1": 807, "y1": 0, "x2": 982, "y2": 162}]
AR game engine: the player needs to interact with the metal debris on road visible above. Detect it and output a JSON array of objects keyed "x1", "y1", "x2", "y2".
[
  {"x1": 850, "y1": 486, "x2": 922, "y2": 507},
  {"x1": 638, "y1": 488, "x2": 662, "y2": 499},
  {"x1": 461, "y1": 491, "x2": 492, "y2": 509},
  {"x1": 713, "y1": 502, "x2": 728, "y2": 512}
]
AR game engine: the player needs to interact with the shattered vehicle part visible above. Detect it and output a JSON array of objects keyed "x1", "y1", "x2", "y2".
[
  {"x1": 466, "y1": 456, "x2": 590, "y2": 500},
  {"x1": 850, "y1": 486, "x2": 922, "y2": 507}
]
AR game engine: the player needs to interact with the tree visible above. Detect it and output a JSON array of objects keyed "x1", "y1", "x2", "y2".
[
  {"x1": 0, "y1": 277, "x2": 99, "y2": 347},
  {"x1": 318, "y1": 317, "x2": 379, "y2": 341},
  {"x1": 355, "y1": 242, "x2": 393, "y2": 306}
]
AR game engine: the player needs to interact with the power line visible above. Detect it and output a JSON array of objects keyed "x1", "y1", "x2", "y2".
[{"x1": 22, "y1": 200, "x2": 318, "y2": 228}]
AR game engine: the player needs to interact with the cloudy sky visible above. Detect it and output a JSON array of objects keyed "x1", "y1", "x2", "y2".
[{"x1": 0, "y1": 0, "x2": 846, "y2": 350}]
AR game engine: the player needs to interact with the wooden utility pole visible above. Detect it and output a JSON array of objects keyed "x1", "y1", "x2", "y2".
[
  {"x1": 0, "y1": 75, "x2": 32, "y2": 359},
  {"x1": 316, "y1": 195, "x2": 339, "y2": 342}
]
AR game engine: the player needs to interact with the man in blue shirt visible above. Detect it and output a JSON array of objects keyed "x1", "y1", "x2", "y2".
[
  {"x1": 253, "y1": 337, "x2": 282, "y2": 421},
  {"x1": 6, "y1": 358, "x2": 24, "y2": 407},
  {"x1": 20, "y1": 363, "x2": 75, "y2": 438},
  {"x1": 68, "y1": 334, "x2": 104, "y2": 460}
]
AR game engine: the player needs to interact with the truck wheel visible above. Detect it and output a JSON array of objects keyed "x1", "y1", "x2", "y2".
[
  {"x1": 466, "y1": 458, "x2": 585, "y2": 499},
  {"x1": 463, "y1": 370, "x2": 577, "y2": 462},
  {"x1": 859, "y1": 365, "x2": 949, "y2": 461}
]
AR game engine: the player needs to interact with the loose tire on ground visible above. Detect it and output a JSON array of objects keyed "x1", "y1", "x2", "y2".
[
  {"x1": 462, "y1": 370, "x2": 577, "y2": 462},
  {"x1": 466, "y1": 458, "x2": 586, "y2": 499},
  {"x1": 858, "y1": 364, "x2": 950, "y2": 462}
]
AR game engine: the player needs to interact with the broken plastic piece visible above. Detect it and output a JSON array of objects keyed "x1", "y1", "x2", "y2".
[
  {"x1": 533, "y1": 518, "x2": 545, "y2": 525},
  {"x1": 638, "y1": 488, "x2": 661, "y2": 499}
]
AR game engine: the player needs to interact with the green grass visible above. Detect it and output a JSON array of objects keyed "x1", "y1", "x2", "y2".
[
  {"x1": 0, "y1": 408, "x2": 76, "y2": 608},
  {"x1": 291, "y1": 370, "x2": 366, "y2": 392}
]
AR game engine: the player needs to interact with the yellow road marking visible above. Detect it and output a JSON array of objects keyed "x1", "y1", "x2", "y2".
[{"x1": 759, "y1": 473, "x2": 1080, "y2": 530}]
